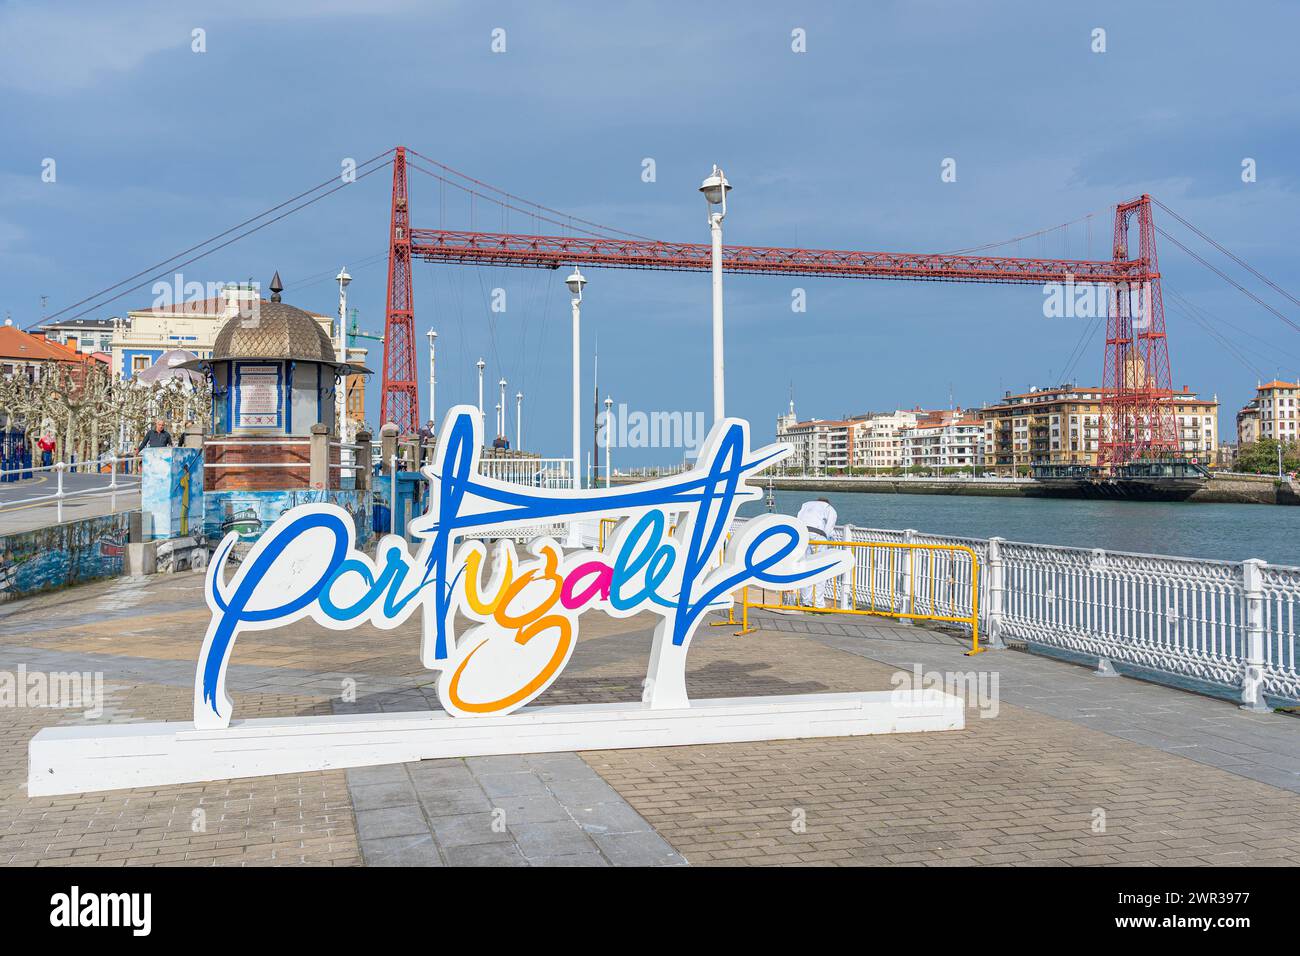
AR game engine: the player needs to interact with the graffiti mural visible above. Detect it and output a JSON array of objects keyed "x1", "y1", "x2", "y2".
[
  {"x1": 0, "y1": 512, "x2": 131, "y2": 603},
  {"x1": 204, "y1": 489, "x2": 372, "y2": 547},
  {"x1": 141, "y1": 447, "x2": 205, "y2": 541}
]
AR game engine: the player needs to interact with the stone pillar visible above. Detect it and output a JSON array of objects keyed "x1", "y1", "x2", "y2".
[
  {"x1": 309, "y1": 423, "x2": 329, "y2": 490},
  {"x1": 182, "y1": 425, "x2": 204, "y2": 450},
  {"x1": 380, "y1": 423, "x2": 399, "y2": 476},
  {"x1": 354, "y1": 430, "x2": 372, "y2": 491}
]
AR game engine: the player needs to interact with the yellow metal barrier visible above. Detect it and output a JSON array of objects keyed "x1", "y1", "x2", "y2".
[{"x1": 732, "y1": 539, "x2": 984, "y2": 655}]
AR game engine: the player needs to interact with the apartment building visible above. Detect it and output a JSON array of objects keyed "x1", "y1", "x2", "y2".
[
  {"x1": 1248, "y1": 380, "x2": 1299, "y2": 444},
  {"x1": 900, "y1": 416, "x2": 985, "y2": 471},
  {"x1": 981, "y1": 385, "x2": 1106, "y2": 475},
  {"x1": 775, "y1": 401, "x2": 852, "y2": 472},
  {"x1": 39, "y1": 317, "x2": 119, "y2": 356},
  {"x1": 850, "y1": 409, "x2": 919, "y2": 472},
  {"x1": 981, "y1": 383, "x2": 1218, "y2": 474}
]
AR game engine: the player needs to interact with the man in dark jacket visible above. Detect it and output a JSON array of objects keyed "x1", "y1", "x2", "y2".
[{"x1": 138, "y1": 419, "x2": 174, "y2": 452}]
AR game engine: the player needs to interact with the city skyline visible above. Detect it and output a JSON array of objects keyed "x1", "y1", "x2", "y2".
[{"x1": 4, "y1": 1, "x2": 1300, "y2": 462}]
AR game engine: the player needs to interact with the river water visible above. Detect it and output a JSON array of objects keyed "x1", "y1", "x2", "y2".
[{"x1": 739, "y1": 490, "x2": 1300, "y2": 567}]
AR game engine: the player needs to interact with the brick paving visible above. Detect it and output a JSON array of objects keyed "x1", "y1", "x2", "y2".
[{"x1": 1, "y1": 571, "x2": 1298, "y2": 866}]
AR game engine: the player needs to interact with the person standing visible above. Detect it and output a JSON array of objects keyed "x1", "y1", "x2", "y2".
[
  {"x1": 37, "y1": 432, "x2": 55, "y2": 468},
  {"x1": 137, "y1": 419, "x2": 173, "y2": 452},
  {"x1": 795, "y1": 497, "x2": 839, "y2": 607},
  {"x1": 418, "y1": 419, "x2": 435, "y2": 465}
]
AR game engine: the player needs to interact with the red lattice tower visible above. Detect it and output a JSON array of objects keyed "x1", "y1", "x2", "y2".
[
  {"x1": 1100, "y1": 195, "x2": 1177, "y2": 467},
  {"x1": 381, "y1": 146, "x2": 418, "y2": 433}
]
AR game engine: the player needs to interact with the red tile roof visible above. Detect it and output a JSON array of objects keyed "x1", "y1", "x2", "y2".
[{"x1": 0, "y1": 325, "x2": 94, "y2": 364}]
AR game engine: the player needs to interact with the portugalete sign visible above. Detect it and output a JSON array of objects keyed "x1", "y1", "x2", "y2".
[{"x1": 193, "y1": 405, "x2": 851, "y2": 728}]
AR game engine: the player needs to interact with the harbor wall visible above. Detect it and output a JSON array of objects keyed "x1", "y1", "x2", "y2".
[{"x1": 754, "y1": 473, "x2": 1300, "y2": 505}]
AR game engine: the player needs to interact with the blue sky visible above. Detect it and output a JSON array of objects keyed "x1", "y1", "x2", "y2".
[{"x1": 3, "y1": 0, "x2": 1299, "y2": 464}]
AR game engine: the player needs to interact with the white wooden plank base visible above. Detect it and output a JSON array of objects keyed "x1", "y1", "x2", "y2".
[{"x1": 27, "y1": 690, "x2": 964, "y2": 797}]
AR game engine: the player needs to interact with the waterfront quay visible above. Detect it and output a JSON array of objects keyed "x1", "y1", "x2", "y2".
[
  {"x1": 762, "y1": 472, "x2": 1300, "y2": 506},
  {"x1": 2, "y1": 568, "x2": 1297, "y2": 867}
]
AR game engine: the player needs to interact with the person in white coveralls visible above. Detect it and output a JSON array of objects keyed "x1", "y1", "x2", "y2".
[{"x1": 795, "y1": 497, "x2": 838, "y2": 607}]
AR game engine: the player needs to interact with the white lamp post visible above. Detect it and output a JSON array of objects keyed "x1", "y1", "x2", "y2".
[
  {"x1": 498, "y1": 378, "x2": 507, "y2": 439},
  {"x1": 335, "y1": 268, "x2": 351, "y2": 440},
  {"x1": 476, "y1": 357, "x2": 486, "y2": 438},
  {"x1": 604, "y1": 394, "x2": 613, "y2": 488},
  {"x1": 699, "y1": 165, "x2": 731, "y2": 425},
  {"x1": 515, "y1": 390, "x2": 523, "y2": 450},
  {"x1": 566, "y1": 268, "x2": 586, "y2": 493},
  {"x1": 426, "y1": 328, "x2": 437, "y2": 428}
]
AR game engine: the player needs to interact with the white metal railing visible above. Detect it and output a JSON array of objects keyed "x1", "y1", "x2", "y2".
[
  {"x1": 478, "y1": 457, "x2": 573, "y2": 489},
  {"x1": 0, "y1": 456, "x2": 143, "y2": 525},
  {"x1": 805, "y1": 522, "x2": 1300, "y2": 709}
]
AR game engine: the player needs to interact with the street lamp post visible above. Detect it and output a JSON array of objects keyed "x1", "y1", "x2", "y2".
[
  {"x1": 335, "y1": 268, "x2": 351, "y2": 441},
  {"x1": 565, "y1": 268, "x2": 586, "y2": 547},
  {"x1": 699, "y1": 165, "x2": 731, "y2": 425},
  {"x1": 515, "y1": 391, "x2": 523, "y2": 451},
  {"x1": 476, "y1": 357, "x2": 486, "y2": 438},
  {"x1": 604, "y1": 395, "x2": 613, "y2": 488},
  {"x1": 426, "y1": 328, "x2": 437, "y2": 428},
  {"x1": 498, "y1": 378, "x2": 507, "y2": 441},
  {"x1": 566, "y1": 268, "x2": 586, "y2": 491}
]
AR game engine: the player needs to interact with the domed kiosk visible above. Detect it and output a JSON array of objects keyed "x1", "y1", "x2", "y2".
[{"x1": 184, "y1": 273, "x2": 375, "y2": 544}]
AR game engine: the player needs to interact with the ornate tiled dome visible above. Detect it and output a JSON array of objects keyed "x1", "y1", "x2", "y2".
[{"x1": 201, "y1": 272, "x2": 369, "y2": 373}]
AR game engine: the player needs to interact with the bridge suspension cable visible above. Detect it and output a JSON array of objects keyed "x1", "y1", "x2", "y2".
[{"x1": 30, "y1": 149, "x2": 396, "y2": 331}]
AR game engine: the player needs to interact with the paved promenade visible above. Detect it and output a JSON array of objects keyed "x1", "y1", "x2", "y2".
[
  {"x1": 0, "y1": 471, "x2": 140, "y2": 534},
  {"x1": 0, "y1": 571, "x2": 1297, "y2": 866}
]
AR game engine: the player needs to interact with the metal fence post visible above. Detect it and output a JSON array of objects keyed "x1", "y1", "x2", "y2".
[
  {"x1": 984, "y1": 536, "x2": 1006, "y2": 649},
  {"x1": 901, "y1": 528, "x2": 916, "y2": 619},
  {"x1": 840, "y1": 523, "x2": 855, "y2": 609},
  {"x1": 1240, "y1": 558, "x2": 1271, "y2": 712},
  {"x1": 55, "y1": 460, "x2": 65, "y2": 523}
]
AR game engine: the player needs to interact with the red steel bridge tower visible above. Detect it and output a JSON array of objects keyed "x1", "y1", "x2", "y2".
[
  {"x1": 381, "y1": 146, "x2": 419, "y2": 434},
  {"x1": 1100, "y1": 195, "x2": 1177, "y2": 465}
]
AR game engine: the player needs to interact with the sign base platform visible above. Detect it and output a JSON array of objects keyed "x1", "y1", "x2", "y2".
[{"x1": 28, "y1": 690, "x2": 964, "y2": 797}]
